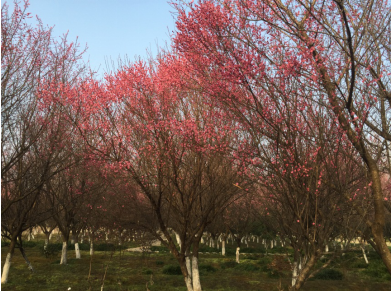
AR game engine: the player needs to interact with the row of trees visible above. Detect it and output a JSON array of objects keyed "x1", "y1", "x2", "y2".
[{"x1": 2, "y1": 0, "x2": 390, "y2": 290}]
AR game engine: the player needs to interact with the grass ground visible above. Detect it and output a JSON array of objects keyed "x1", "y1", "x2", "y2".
[{"x1": 1, "y1": 238, "x2": 390, "y2": 291}]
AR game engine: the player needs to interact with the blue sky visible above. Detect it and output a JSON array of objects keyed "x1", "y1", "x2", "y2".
[{"x1": 21, "y1": 0, "x2": 177, "y2": 78}]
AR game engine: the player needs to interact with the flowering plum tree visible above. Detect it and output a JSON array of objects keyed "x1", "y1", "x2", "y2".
[
  {"x1": 39, "y1": 54, "x2": 251, "y2": 291},
  {"x1": 172, "y1": 0, "x2": 391, "y2": 272}
]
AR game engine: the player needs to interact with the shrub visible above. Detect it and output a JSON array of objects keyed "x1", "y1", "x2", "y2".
[
  {"x1": 246, "y1": 255, "x2": 262, "y2": 260},
  {"x1": 76, "y1": 243, "x2": 90, "y2": 251},
  {"x1": 240, "y1": 247, "x2": 258, "y2": 253},
  {"x1": 314, "y1": 269, "x2": 344, "y2": 280},
  {"x1": 199, "y1": 245, "x2": 219, "y2": 253},
  {"x1": 234, "y1": 263, "x2": 260, "y2": 272},
  {"x1": 23, "y1": 241, "x2": 38, "y2": 248},
  {"x1": 220, "y1": 260, "x2": 237, "y2": 269},
  {"x1": 258, "y1": 256, "x2": 273, "y2": 271},
  {"x1": 42, "y1": 244, "x2": 60, "y2": 258},
  {"x1": 162, "y1": 265, "x2": 182, "y2": 275},
  {"x1": 1, "y1": 240, "x2": 10, "y2": 247},
  {"x1": 141, "y1": 268, "x2": 153, "y2": 275},
  {"x1": 350, "y1": 260, "x2": 369, "y2": 269},
  {"x1": 150, "y1": 246, "x2": 169, "y2": 253},
  {"x1": 362, "y1": 262, "x2": 391, "y2": 281},
  {"x1": 95, "y1": 243, "x2": 115, "y2": 251},
  {"x1": 156, "y1": 260, "x2": 165, "y2": 266},
  {"x1": 198, "y1": 264, "x2": 217, "y2": 275}
]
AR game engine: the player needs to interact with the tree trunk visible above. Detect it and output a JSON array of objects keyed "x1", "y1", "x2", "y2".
[
  {"x1": 236, "y1": 247, "x2": 240, "y2": 263},
  {"x1": 192, "y1": 256, "x2": 202, "y2": 291},
  {"x1": 20, "y1": 247, "x2": 34, "y2": 272},
  {"x1": 89, "y1": 232, "x2": 95, "y2": 256},
  {"x1": 1, "y1": 253, "x2": 13, "y2": 284},
  {"x1": 175, "y1": 231, "x2": 182, "y2": 251},
  {"x1": 44, "y1": 232, "x2": 50, "y2": 250},
  {"x1": 75, "y1": 242, "x2": 81, "y2": 259},
  {"x1": 361, "y1": 245, "x2": 369, "y2": 264},
  {"x1": 184, "y1": 275, "x2": 193, "y2": 291},
  {"x1": 222, "y1": 240, "x2": 226, "y2": 256},
  {"x1": 60, "y1": 241, "x2": 68, "y2": 265},
  {"x1": 292, "y1": 261, "x2": 298, "y2": 287},
  {"x1": 90, "y1": 240, "x2": 94, "y2": 256},
  {"x1": 292, "y1": 254, "x2": 318, "y2": 290},
  {"x1": 1, "y1": 236, "x2": 17, "y2": 283}
]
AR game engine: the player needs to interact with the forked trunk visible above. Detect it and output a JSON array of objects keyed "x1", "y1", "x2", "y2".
[
  {"x1": 184, "y1": 275, "x2": 193, "y2": 291},
  {"x1": 292, "y1": 254, "x2": 318, "y2": 290}
]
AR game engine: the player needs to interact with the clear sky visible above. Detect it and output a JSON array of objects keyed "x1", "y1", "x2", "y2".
[{"x1": 21, "y1": 0, "x2": 177, "y2": 79}]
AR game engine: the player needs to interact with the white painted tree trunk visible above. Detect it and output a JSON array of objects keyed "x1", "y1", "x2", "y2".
[
  {"x1": 216, "y1": 239, "x2": 219, "y2": 250},
  {"x1": 28, "y1": 232, "x2": 34, "y2": 241},
  {"x1": 60, "y1": 241, "x2": 68, "y2": 264},
  {"x1": 175, "y1": 232, "x2": 182, "y2": 251},
  {"x1": 292, "y1": 261, "x2": 298, "y2": 287},
  {"x1": 270, "y1": 240, "x2": 274, "y2": 249},
  {"x1": 325, "y1": 244, "x2": 329, "y2": 253},
  {"x1": 257, "y1": 236, "x2": 259, "y2": 243},
  {"x1": 187, "y1": 259, "x2": 192, "y2": 274},
  {"x1": 184, "y1": 275, "x2": 193, "y2": 291},
  {"x1": 236, "y1": 247, "x2": 240, "y2": 263},
  {"x1": 192, "y1": 257, "x2": 202, "y2": 291},
  {"x1": 201, "y1": 237, "x2": 204, "y2": 244},
  {"x1": 210, "y1": 237, "x2": 215, "y2": 248},
  {"x1": 222, "y1": 240, "x2": 226, "y2": 256},
  {"x1": 361, "y1": 246, "x2": 369, "y2": 264},
  {"x1": 44, "y1": 233, "x2": 50, "y2": 250},
  {"x1": 75, "y1": 242, "x2": 81, "y2": 259},
  {"x1": 90, "y1": 240, "x2": 94, "y2": 256},
  {"x1": 1, "y1": 253, "x2": 12, "y2": 283}
]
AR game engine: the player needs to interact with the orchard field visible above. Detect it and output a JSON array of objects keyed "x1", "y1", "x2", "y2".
[
  {"x1": 1, "y1": 234, "x2": 390, "y2": 291},
  {"x1": 2, "y1": 0, "x2": 390, "y2": 290}
]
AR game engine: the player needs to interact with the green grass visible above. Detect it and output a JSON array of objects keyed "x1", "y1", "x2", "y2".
[{"x1": 1, "y1": 239, "x2": 390, "y2": 291}]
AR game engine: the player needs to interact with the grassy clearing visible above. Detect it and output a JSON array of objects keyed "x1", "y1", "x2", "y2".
[{"x1": 1, "y1": 238, "x2": 390, "y2": 291}]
